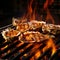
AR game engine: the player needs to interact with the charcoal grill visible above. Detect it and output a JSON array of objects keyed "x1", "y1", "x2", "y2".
[{"x1": 0, "y1": 24, "x2": 60, "y2": 60}]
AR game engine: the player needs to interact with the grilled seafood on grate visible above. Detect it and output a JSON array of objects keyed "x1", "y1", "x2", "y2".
[
  {"x1": 16, "y1": 23, "x2": 30, "y2": 32},
  {"x1": 1, "y1": 28, "x2": 20, "y2": 41},
  {"x1": 18, "y1": 31, "x2": 51, "y2": 43},
  {"x1": 13, "y1": 19, "x2": 46, "y2": 32},
  {"x1": 42, "y1": 24, "x2": 60, "y2": 34},
  {"x1": 12, "y1": 18, "x2": 28, "y2": 26}
]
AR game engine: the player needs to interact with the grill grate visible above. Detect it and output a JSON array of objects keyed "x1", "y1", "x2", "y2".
[{"x1": 0, "y1": 24, "x2": 60, "y2": 60}]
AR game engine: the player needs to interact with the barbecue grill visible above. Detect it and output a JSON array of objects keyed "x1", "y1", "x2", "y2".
[
  {"x1": 0, "y1": 24, "x2": 60, "y2": 60},
  {"x1": 0, "y1": 0, "x2": 60, "y2": 60}
]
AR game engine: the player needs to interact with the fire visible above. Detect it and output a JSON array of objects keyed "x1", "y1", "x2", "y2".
[
  {"x1": 20, "y1": 0, "x2": 55, "y2": 24},
  {"x1": 27, "y1": 0, "x2": 33, "y2": 16},
  {"x1": 1, "y1": 0, "x2": 58, "y2": 59},
  {"x1": 26, "y1": 0, "x2": 37, "y2": 21},
  {"x1": 30, "y1": 50, "x2": 41, "y2": 60},
  {"x1": 44, "y1": 0, "x2": 54, "y2": 10},
  {"x1": 34, "y1": 50, "x2": 41, "y2": 59},
  {"x1": 43, "y1": 38, "x2": 56, "y2": 56},
  {"x1": 45, "y1": 9, "x2": 55, "y2": 24},
  {"x1": 49, "y1": 39, "x2": 56, "y2": 56},
  {"x1": 43, "y1": 0, "x2": 55, "y2": 24},
  {"x1": 29, "y1": 43, "x2": 42, "y2": 60},
  {"x1": 18, "y1": 0, "x2": 56, "y2": 59},
  {"x1": 29, "y1": 38, "x2": 56, "y2": 60}
]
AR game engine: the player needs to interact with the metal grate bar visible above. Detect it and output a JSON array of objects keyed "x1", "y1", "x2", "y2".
[
  {"x1": 0, "y1": 40, "x2": 19, "y2": 55},
  {"x1": 1, "y1": 43, "x2": 28, "y2": 59}
]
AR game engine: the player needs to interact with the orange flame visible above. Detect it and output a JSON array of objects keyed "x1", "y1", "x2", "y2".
[
  {"x1": 21, "y1": 0, "x2": 55, "y2": 24},
  {"x1": 27, "y1": 0, "x2": 33, "y2": 15},
  {"x1": 43, "y1": 0, "x2": 55, "y2": 24},
  {"x1": 30, "y1": 50, "x2": 41, "y2": 60},
  {"x1": 26, "y1": 0, "x2": 37, "y2": 21},
  {"x1": 45, "y1": 9, "x2": 55, "y2": 24},
  {"x1": 34, "y1": 50, "x2": 41, "y2": 59},
  {"x1": 16, "y1": 0, "x2": 57, "y2": 59},
  {"x1": 44, "y1": 0, "x2": 54, "y2": 10},
  {"x1": 43, "y1": 38, "x2": 56, "y2": 56},
  {"x1": 29, "y1": 38, "x2": 56, "y2": 60}
]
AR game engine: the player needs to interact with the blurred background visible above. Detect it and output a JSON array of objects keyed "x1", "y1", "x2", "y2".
[{"x1": 0, "y1": 0, "x2": 60, "y2": 27}]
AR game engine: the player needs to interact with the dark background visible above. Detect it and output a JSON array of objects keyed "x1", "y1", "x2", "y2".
[{"x1": 0, "y1": 0, "x2": 60, "y2": 27}]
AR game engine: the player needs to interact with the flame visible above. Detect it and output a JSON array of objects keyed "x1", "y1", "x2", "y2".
[
  {"x1": 45, "y1": 9, "x2": 55, "y2": 24},
  {"x1": 3, "y1": 0, "x2": 57, "y2": 59},
  {"x1": 26, "y1": 0, "x2": 37, "y2": 21},
  {"x1": 43, "y1": 38, "x2": 56, "y2": 56},
  {"x1": 43, "y1": 0, "x2": 55, "y2": 24},
  {"x1": 29, "y1": 38, "x2": 57, "y2": 60},
  {"x1": 20, "y1": 0, "x2": 55, "y2": 24},
  {"x1": 34, "y1": 50, "x2": 41, "y2": 59},
  {"x1": 29, "y1": 43, "x2": 41, "y2": 60},
  {"x1": 30, "y1": 50, "x2": 41, "y2": 60},
  {"x1": 27, "y1": 0, "x2": 33, "y2": 16},
  {"x1": 44, "y1": 0, "x2": 54, "y2": 10}
]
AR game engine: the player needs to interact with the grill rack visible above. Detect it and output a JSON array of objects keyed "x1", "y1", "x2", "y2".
[{"x1": 0, "y1": 24, "x2": 60, "y2": 60}]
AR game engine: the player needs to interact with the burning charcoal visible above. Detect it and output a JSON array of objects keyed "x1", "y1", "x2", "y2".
[
  {"x1": 1, "y1": 28, "x2": 20, "y2": 42},
  {"x1": 18, "y1": 31, "x2": 51, "y2": 43}
]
